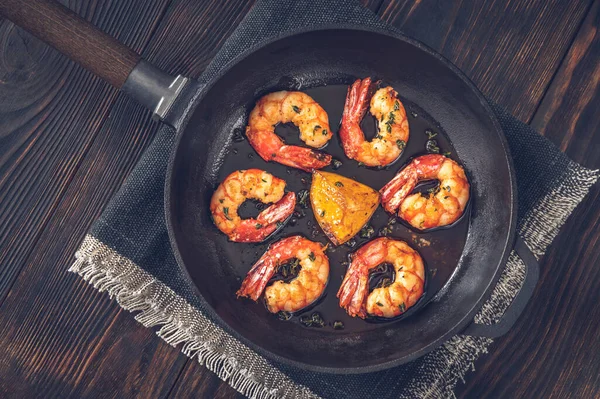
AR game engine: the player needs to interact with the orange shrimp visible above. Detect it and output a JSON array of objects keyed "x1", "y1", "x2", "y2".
[
  {"x1": 339, "y1": 78, "x2": 409, "y2": 167},
  {"x1": 210, "y1": 169, "x2": 296, "y2": 242},
  {"x1": 338, "y1": 238, "x2": 425, "y2": 319},
  {"x1": 237, "y1": 236, "x2": 329, "y2": 313},
  {"x1": 246, "y1": 91, "x2": 333, "y2": 172},
  {"x1": 380, "y1": 154, "x2": 470, "y2": 230}
]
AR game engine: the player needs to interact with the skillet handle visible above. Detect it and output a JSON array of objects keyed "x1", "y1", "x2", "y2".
[
  {"x1": 0, "y1": 0, "x2": 187, "y2": 120},
  {"x1": 462, "y1": 236, "x2": 539, "y2": 339}
]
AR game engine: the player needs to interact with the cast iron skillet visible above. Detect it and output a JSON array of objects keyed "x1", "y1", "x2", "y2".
[{"x1": 1, "y1": 0, "x2": 539, "y2": 374}]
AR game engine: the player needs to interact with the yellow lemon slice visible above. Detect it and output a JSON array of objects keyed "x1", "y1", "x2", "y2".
[{"x1": 310, "y1": 171, "x2": 380, "y2": 245}]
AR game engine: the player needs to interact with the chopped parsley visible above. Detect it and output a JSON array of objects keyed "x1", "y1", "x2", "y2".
[
  {"x1": 335, "y1": 181, "x2": 344, "y2": 187},
  {"x1": 376, "y1": 302, "x2": 383, "y2": 307},
  {"x1": 394, "y1": 100, "x2": 400, "y2": 111},
  {"x1": 322, "y1": 129, "x2": 328, "y2": 136},
  {"x1": 298, "y1": 189, "x2": 309, "y2": 208},
  {"x1": 333, "y1": 321, "x2": 345, "y2": 330},
  {"x1": 399, "y1": 302, "x2": 406, "y2": 312},
  {"x1": 223, "y1": 207, "x2": 232, "y2": 221},
  {"x1": 292, "y1": 105, "x2": 301, "y2": 113},
  {"x1": 255, "y1": 223, "x2": 263, "y2": 229},
  {"x1": 396, "y1": 140, "x2": 406, "y2": 150},
  {"x1": 359, "y1": 225, "x2": 375, "y2": 239},
  {"x1": 308, "y1": 252, "x2": 316, "y2": 262},
  {"x1": 313, "y1": 125, "x2": 322, "y2": 133},
  {"x1": 425, "y1": 129, "x2": 437, "y2": 139}
]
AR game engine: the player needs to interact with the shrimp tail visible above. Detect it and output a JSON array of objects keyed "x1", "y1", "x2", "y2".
[
  {"x1": 337, "y1": 258, "x2": 368, "y2": 319},
  {"x1": 276, "y1": 146, "x2": 332, "y2": 172},
  {"x1": 230, "y1": 192, "x2": 296, "y2": 242},
  {"x1": 380, "y1": 165, "x2": 418, "y2": 214},
  {"x1": 343, "y1": 78, "x2": 372, "y2": 121},
  {"x1": 236, "y1": 255, "x2": 277, "y2": 301},
  {"x1": 339, "y1": 78, "x2": 372, "y2": 158}
]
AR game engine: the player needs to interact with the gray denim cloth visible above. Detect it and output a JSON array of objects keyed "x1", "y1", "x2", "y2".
[{"x1": 70, "y1": 0, "x2": 600, "y2": 398}]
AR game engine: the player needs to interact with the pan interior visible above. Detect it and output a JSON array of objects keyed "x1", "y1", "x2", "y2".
[{"x1": 168, "y1": 29, "x2": 514, "y2": 372}]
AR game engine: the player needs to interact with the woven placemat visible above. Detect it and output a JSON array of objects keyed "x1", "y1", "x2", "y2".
[{"x1": 70, "y1": 1, "x2": 599, "y2": 397}]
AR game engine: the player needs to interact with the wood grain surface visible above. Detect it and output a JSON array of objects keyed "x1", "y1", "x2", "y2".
[{"x1": 0, "y1": 0, "x2": 598, "y2": 398}]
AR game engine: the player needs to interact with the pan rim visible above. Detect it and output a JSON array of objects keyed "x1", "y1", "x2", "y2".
[{"x1": 165, "y1": 24, "x2": 517, "y2": 374}]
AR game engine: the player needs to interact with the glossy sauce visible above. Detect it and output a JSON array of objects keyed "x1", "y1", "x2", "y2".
[{"x1": 214, "y1": 83, "x2": 470, "y2": 333}]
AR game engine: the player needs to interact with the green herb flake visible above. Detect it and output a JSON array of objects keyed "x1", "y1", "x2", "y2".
[
  {"x1": 298, "y1": 189, "x2": 309, "y2": 208},
  {"x1": 376, "y1": 302, "x2": 384, "y2": 307},
  {"x1": 313, "y1": 125, "x2": 322, "y2": 133},
  {"x1": 333, "y1": 321, "x2": 345, "y2": 330},
  {"x1": 444, "y1": 185, "x2": 451, "y2": 192},
  {"x1": 308, "y1": 252, "x2": 316, "y2": 262},
  {"x1": 394, "y1": 101, "x2": 400, "y2": 111},
  {"x1": 223, "y1": 207, "x2": 233, "y2": 221},
  {"x1": 322, "y1": 129, "x2": 328, "y2": 136},
  {"x1": 320, "y1": 210, "x2": 326, "y2": 217},
  {"x1": 255, "y1": 223, "x2": 263, "y2": 229},
  {"x1": 276, "y1": 221, "x2": 284, "y2": 228},
  {"x1": 277, "y1": 311, "x2": 292, "y2": 321},
  {"x1": 444, "y1": 195, "x2": 449, "y2": 199},
  {"x1": 427, "y1": 186, "x2": 440, "y2": 195},
  {"x1": 261, "y1": 178, "x2": 267, "y2": 183},
  {"x1": 292, "y1": 105, "x2": 301, "y2": 113},
  {"x1": 335, "y1": 181, "x2": 344, "y2": 187},
  {"x1": 219, "y1": 199, "x2": 224, "y2": 204},
  {"x1": 443, "y1": 151, "x2": 452, "y2": 157},
  {"x1": 425, "y1": 129, "x2": 437, "y2": 139},
  {"x1": 388, "y1": 112, "x2": 396, "y2": 124},
  {"x1": 359, "y1": 225, "x2": 375, "y2": 239},
  {"x1": 399, "y1": 302, "x2": 406, "y2": 313},
  {"x1": 386, "y1": 124, "x2": 392, "y2": 133},
  {"x1": 396, "y1": 140, "x2": 406, "y2": 150}
]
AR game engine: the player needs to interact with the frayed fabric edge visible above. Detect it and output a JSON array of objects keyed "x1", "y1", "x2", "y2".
[
  {"x1": 69, "y1": 235, "x2": 319, "y2": 399},
  {"x1": 68, "y1": 164, "x2": 598, "y2": 399}
]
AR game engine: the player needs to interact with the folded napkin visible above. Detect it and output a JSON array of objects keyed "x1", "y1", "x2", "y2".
[{"x1": 70, "y1": 0, "x2": 599, "y2": 398}]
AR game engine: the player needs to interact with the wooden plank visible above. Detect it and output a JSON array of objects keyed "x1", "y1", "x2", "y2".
[
  {"x1": 377, "y1": 0, "x2": 593, "y2": 122},
  {"x1": 456, "y1": 2, "x2": 600, "y2": 398},
  {"x1": 0, "y1": 0, "x2": 172, "y2": 304},
  {"x1": 0, "y1": 95, "x2": 187, "y2": 397},
  {"x1": 0, "y1": 0, "x2": 258, "y2": 397}
]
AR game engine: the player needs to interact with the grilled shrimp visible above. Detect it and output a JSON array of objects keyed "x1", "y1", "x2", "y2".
[
  {"x1": 339, "y1": 78, "x2": 409, "y2": 167},
  {"x1": 246, "y1": 91, "x2": 333, "y2": 172},
  {"x1": 380, "y1": 154, "x2": 470, "y2": 230},
  {"x1": 210, "y1": 169, "x2": 296, "y2": 242},
  {"x1": 338, "y1": 238, "x2": 425, "y2": 318},
  {"x1": 237, "y1": 236, "x2": 329, "y2": 313}
]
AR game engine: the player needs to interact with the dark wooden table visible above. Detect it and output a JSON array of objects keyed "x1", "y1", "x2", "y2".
[{"x1": 0, "y1": 0, "x2": 598, "y2": 397}]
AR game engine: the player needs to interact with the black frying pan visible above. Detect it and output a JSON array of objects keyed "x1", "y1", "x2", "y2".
[{"x1": 0, "y1": 0, "x2": 539, "y2": 374}]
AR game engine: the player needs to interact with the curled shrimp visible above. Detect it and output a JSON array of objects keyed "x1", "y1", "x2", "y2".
[
  {"x1": 246, "y1": 91, "x2": 333, "y2": 172},
  {"x1": 237, "y1": 236, "x2": 329, "y2": 313},
  {"x1": 380, "y1": 154, "x2": 470, "y2": 230},
  {"x1": 338, "y1": 238, "x2": 425, "y2": 319},
  {"x1": 210, "y1": 169, "x2": 296, "y2": 242},
  {"x1": 339, "y1": 78, "x2": 409, "y2": 167}
]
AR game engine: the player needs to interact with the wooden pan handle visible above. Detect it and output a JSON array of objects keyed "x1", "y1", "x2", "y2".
[{"x1": 0, "y1": 0, "x2": 140, "y2": 88}]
